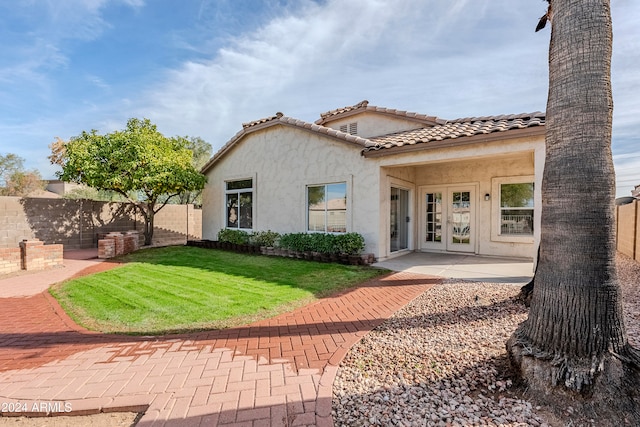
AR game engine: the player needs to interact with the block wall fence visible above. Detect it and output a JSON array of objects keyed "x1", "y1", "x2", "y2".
[
  {"x1": 617, "y1": 199, "x2": 640, "y2": 262},
  {"x1": 0, "y1": 196, "x2": 202, "y2": 251}
]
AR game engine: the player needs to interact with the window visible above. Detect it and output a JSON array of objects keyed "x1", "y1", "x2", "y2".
[
  {"x1": 226, "y1": 179, "x2": 253, "y2": 229},
  {"x1": 307, "y1": 182, "x2": 347, "y2": 232},
  {"x1": 500, "y1": 182, "x2": 534, "y2": 235}
]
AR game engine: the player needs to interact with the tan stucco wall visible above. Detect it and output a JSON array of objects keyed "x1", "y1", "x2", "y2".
[
  {"x1": 323, "y1": 112, "x2": 425, "y2": 138},
  {"x1": 373, "y1": 136, "x2": 544, "y2": 259},
  {"x1": 202, "y1": 125, "x2": 382, "y2": 254},
  {"x1": 203, "y1": 126, "x2": 545, "y2": 260}
]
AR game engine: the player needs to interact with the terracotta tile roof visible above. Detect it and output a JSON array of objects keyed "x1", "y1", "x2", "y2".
[
  {"x1": 242, "y1": 112, "x2": 284, "y2": 128},
  {"x1": 315, "y1": 100, "x2": 445, "y2": 126},
  {"x1": 363, "y1": 112, "x2": 545, "y2": 154},
  {"x1": 201, "y1": 108, "x2": 545, "y2": 174}
]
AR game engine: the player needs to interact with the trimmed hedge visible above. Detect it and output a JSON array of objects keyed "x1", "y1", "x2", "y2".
[{"x1": 215, "y1": 229, "x2": 365, "y2": 255}]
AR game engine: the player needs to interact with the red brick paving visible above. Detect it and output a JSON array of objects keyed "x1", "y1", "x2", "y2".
[{"x1": 0, "y1": 264, "x2": 440, "y2": 426}]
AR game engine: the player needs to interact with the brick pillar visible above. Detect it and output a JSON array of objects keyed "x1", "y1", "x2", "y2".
[
  {"x1": 19, "y1": 239, "x2": 45, "y2": 271},
  {"x1": 124, "y1": 231, "x2": 140, "y2": 253},
  {"x1": 98, "y1": 239, "x2": 115, "y2": 259},
  {"x1": 106, "y1": 232, "x2": 125, "y2": 256}
]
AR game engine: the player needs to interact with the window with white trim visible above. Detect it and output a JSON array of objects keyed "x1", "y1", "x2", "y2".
[
  {"x1": 225, "y1": 179, "x2": 253, "y2": 230},
  {"x1": 500, "y1": 182, "x2": 534, "y2": 235},
  {"x1": 307, "y1": 182, "x2": 347, "y2": 233}
]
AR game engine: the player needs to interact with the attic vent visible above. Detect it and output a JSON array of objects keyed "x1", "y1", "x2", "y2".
[{"x1": 339, "y1": 122, "x2": 358, "y2": 135}]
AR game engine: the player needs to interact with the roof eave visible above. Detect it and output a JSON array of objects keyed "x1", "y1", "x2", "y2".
[
  {"x1": 361, "y1": 126, "x2": 545, "y2": 158},
  {"x1": 315, "y1": 105, "x2": 445, "y2": 127},
  {"x1": 201, "y1": 120, "x2": 371, "y2": 174}
]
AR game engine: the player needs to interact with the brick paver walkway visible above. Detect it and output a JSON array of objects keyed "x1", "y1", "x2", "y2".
[{"x1": 0, "y1": 264, "x2": 439, "y2": 426}]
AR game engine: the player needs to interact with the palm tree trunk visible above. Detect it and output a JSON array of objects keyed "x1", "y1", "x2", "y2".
[{"x1": 507, "y1": 0, "x2": 639, "y2": 416}]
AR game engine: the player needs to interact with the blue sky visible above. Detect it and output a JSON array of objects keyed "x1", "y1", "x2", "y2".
[{"x1": 1, "y1": 0, "x2": 638, "y2": 196}]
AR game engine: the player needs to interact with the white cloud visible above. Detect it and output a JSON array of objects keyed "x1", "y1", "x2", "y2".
[
  {"x1": 2, "y1": 0, "x2": 638, "y2": 197},
  {"x1": 140, "y1": 0, "x2": 548, "y2": 144}
]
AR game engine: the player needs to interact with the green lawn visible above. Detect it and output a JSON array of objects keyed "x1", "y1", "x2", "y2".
[{"x1": 50, "y1": 246, "x2": 386, "y2": 335}]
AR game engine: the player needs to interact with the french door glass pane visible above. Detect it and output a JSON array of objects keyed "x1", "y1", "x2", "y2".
[
  {"x1": 391, "y1": 187, "x2": 409, "y2": 252},
  {"x1": 451, "y1": 191, "x2": 470, "y2": 244},
  {"x1": 425, "y1": 192, "x2": 442, "y2": 242}
]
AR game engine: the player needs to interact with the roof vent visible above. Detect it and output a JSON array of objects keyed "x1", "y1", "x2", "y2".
[{"x1": 339, "y1": 122, "x2": 357, "y2": 135}]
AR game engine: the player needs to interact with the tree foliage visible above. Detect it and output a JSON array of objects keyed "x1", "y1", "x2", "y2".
[
  {"x1": 52, "y1": 118, "x2": 207, "y2": 245},
  {"x1": 172, "y1": 136, "x2": 212, "y2": 206},
  {"x1": 0, "y1": 153, "x2": 45, "y2": 196}
]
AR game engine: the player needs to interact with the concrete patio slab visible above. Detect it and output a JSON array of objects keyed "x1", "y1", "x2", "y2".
[
  {"x1": 373, "y1": 251, "x2": 534, "y2": 284},
  {"x1": 0, "y1": 249, "x2": 117, "y2": 298}
]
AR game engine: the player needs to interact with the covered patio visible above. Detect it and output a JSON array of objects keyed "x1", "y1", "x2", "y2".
[{"x1": 373, "y1": 251, "x2": 534, "y2": 284}]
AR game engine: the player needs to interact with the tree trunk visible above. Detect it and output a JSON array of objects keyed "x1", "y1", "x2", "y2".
[
  {"x1": 507, "y1": 0, "x2": 640, "y2": 420},
  {"x1": 144, "y1": 210, "x2": 154, "y2": 246},
  {"x1": 138, "y1": 202, "x2": 155, "y2": 246}
]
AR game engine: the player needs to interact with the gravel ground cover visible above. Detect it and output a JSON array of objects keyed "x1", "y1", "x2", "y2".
[{"x1": 333, "y1": 254, "x2": 640, "y2": 427}]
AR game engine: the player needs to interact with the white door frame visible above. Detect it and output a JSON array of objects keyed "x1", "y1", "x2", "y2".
[
  {"x1": 388, "y1": 178, "x2": 414, "y2": 256},
  {"x1": 419, "y1": 184, "x2": 478, "y2": 254}
]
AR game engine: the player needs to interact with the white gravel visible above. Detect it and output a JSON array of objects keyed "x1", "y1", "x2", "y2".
[{"x1": 332, "y1": 254, "x2": 640, "y2": 427}]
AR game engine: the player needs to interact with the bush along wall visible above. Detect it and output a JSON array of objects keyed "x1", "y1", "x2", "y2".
[{"x1": 187, "y1": 230, "x2": 375, "y2": 265}]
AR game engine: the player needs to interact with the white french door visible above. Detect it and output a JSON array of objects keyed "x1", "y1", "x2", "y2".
[
  {"x1": 420, "y1": 185, "x2": 477, "y2": 253},
  {"x1": 390, "y1": 187, "x2": 410, "y2": 253}
]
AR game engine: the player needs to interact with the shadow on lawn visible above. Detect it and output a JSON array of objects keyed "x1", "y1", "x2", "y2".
[{"x1": 88, "y1": 245, "x2": 394, "y2": 297}]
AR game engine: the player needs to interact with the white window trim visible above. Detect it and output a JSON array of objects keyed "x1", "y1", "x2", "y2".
[
  {"x1": 304, "y1": 176, "x2": 353, "y2": 234},
  {"x1": 491, "y1": 176, "x2": 535, "y2": 243},
  {"x1": 224, "y1": 176, "x2": 255, "y2": 231}
]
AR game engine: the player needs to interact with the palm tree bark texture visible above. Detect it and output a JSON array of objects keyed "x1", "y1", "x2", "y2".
[{"x1": 507, "y1": 0, "x2": 640, "y2": 420}]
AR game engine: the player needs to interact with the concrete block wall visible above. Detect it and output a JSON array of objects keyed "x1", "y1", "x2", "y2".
[
  {"x1": 0, "y1": 196, "x2": 201, "y2": 250},
  {"x1": 150, "y1": 204, "x2": 202, "y2": 246},
  {"x1": 0, "y1": 197, "x2": 37, "y2": 249},
  {"x1": 616, "y1": 200, "x2": 640, "y2": 262}
]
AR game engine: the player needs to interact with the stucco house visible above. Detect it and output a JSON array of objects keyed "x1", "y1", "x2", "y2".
[{"x1": 201, "y1": 100, "x2": 545, "y2": 261}]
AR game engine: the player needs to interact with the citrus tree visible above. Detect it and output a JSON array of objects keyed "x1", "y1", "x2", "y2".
[{"x1": 51, "y1": 118, "x2": 207, "y2": 245}]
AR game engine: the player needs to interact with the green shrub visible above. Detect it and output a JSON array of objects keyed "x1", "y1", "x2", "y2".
[
  {"x1": 308, "y1": 233, "x2": 336, "y2": 254},
  {"x1": 250, "y1": 230, "x2": 280, "y2": 247},
  {"x1": 217, "y1": 229, "x2": 250, "y2": 245},
  {"x1": 278, "y1": 233, "x2": 310, "y2": 252},
  {"x1": 335, "y1": 233, "x2": 365, "y2": 255},
  {"x1": 251, "y1": 231, "x2": 365, "y2": 255}
]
